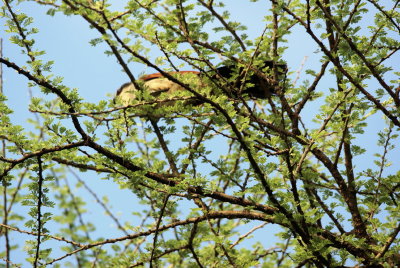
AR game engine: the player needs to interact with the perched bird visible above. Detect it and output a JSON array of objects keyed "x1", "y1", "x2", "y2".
[
  {"x1": 116, "y1": 71, "x2": 201, "y2": 105},
  {"x1": 116, "y1": 61, "x2": 287, "y2": 105}
]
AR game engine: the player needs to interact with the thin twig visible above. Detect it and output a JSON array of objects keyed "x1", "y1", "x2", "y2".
[
  {"x1": 0, "y1": 223, "x2": 83, "y2": 247},
  {"x1": 34, "y1": 156, "x2": 44, "y2": 268},
  {"x1": 150, "y1": 194, "x2": 170, "y2": 267},
  {"x1": 229, "y1": 222, "x2": 267, "y2": 249}
]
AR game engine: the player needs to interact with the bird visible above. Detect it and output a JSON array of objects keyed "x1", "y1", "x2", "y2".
[
  {"x1": 116, "y1": 70, "x2": 202, "y2": 105},
  {"x1": 116, "y1": 61, "x2": 287, "y2": 105}
]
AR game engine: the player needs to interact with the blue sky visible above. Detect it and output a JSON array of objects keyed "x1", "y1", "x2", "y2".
[{"x1": 1, "y1": 0, "x2": 399, "y2": 266}]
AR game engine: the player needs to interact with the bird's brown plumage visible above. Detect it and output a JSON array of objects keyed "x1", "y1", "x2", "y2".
[
  {"x1": 116, "y1": 62, "x2": 287, "y2": 105},
  {"x1": 116, "y1": 71, "x2": 202, "y2": 105}
]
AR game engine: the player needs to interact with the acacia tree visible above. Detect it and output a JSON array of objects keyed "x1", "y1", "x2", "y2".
[{"x1": 0, "y1": 0, "x2": 399, "y2": 267}]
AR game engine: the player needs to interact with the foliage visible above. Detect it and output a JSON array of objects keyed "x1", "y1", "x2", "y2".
[{"x1": 0, "y1": 0, "x2": 399, "y2": 267}]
